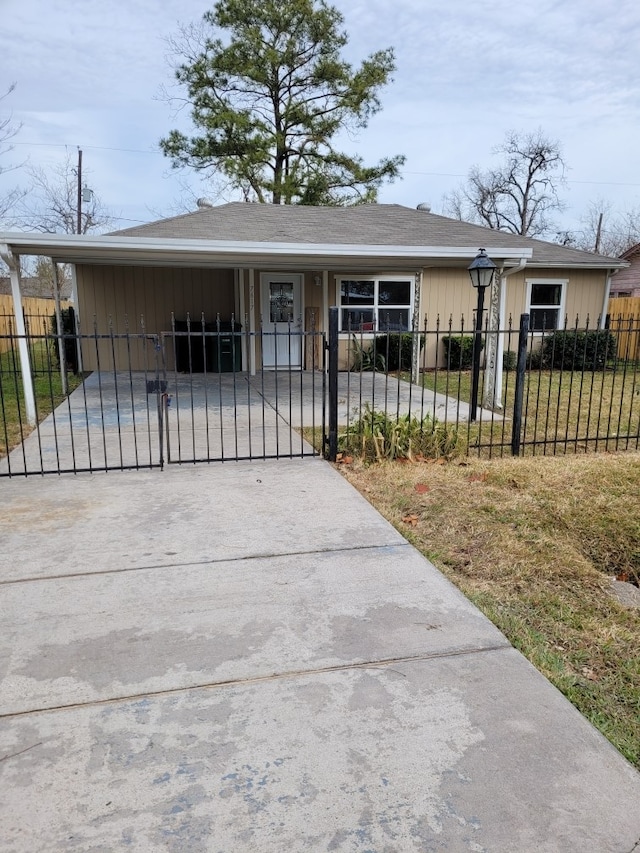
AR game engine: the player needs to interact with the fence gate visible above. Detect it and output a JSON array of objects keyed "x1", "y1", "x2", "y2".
[
  {"x1": 0, "y1": 328, "x2": 166, "y2": 477},
  {"x1": 161, "y1": 325, "x2": 327, "y2": 464},
  {"x1": 1, "y1": 323, "x2": 327, "y2": 476}
]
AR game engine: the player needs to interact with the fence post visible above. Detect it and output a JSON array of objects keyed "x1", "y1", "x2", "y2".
[
  {"x1": 327, "y1": 306, "x2": 338, "y2": 461},
  {"x1": 511, "y1": 313, "x2": 530, "y2": 456},
  {"x1": 155, "y1": 334, "x2": 166, "y2": 470}
]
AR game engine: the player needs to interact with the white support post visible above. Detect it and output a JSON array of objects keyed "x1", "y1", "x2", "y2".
[
  {"x1": 1, "y1": 247, "x2": 36, "y2": 425},
  {"x1": 600, "y1": 271, "x2": 613, "y2": 329},
  {"x1": 322, "y1": 270, "x2": 329, "y2": 369},
  {"x1": 248, "y1": 268, "x2": 256, "y2": 376},
  {"x1": 236, "y1": 269, "x2": 247, "y2": 370},
  {"x1": 411, "y1": 270, "x2": 422, "y2": 385},
  {"x1": 483, "y1": 273, "x2": 503, "y2": 411},
  {"x1": 483, "y1": 259, "x2": 527, "y2": 411}
]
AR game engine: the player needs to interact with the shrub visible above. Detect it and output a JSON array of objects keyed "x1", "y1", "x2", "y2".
[
  {"x1": 338, "y1": 404, "x2": 461, "y2": 461},
  {"x1": 375, "y1": 333, "x2": 424, "y2": 371},
  {"x1": 527, "y1": 346, "x2": 544, "y2": 370},
  {"x1": 442, "y1": 335, "x2": 483, "y2": 369},
  {"x1": 503, "y1": 350, "x2": 517, "y2": 371},
  {"x1": 539, "y1": 329, "x2": 617, "y2": 371}
]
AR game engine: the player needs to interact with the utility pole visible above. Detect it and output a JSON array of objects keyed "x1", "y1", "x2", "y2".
[
  {"x1": 594, "y1": 211, "x2": 603, "y2": 254},
  {"x1": 76, "y1": 147, "x2": 82, "y2": 234}
]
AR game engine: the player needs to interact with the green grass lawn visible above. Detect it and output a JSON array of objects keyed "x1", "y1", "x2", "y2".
[
  {"x1": 411, "y1": 366, "x2": 640, "y2": 457},
  {"x1": 0, "y1": 342, "x2": 82, "y2": 458}
]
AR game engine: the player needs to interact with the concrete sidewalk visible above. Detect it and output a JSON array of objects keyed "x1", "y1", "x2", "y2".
[{"x1": 1, "y1": 459, "x2": 639, "y2": 852}]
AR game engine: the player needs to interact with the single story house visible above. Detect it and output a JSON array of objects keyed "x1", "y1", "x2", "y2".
[{"x1": 0, "y1": 203, "x2": 627, "y2": 413}]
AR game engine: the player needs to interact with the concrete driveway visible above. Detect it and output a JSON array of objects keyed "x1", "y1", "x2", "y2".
[
  {"x1": 1, "y1": 368, "x2": 485, "y2": 475},
  {"x1": 1, "y1": 459, "x2": 639, "y2": 851}
]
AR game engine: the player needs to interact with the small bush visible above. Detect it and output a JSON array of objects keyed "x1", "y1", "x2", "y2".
[
  {"x1": 539, "y1": 329, "x2": 617, "y2": 371},
  {"x1": 338, "y1": 405, "x2": 461, "y2": 461},
  {"x1": 442, "y1": 335, "x2": 483, "y2": 369},
  {"x1": 503, "y1": 350, "x2": 517, "y2": 371},
  {"x1": 375, "y1": 333, "x2": 424, "y2": 371}
]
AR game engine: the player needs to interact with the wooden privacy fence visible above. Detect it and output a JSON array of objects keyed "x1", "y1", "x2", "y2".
[
  {"x1": 609, "y1": 297, "x2": 640, "y2": 361},
  {"x1": 0, "y1": 295, "x2": 71, "y2": 355}
]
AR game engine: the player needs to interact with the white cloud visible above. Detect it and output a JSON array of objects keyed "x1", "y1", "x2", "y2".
[{"x1": 1, "y1": 0, "x2": 639, "y2": 230}]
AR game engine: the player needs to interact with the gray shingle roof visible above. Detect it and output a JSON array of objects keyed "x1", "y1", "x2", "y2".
[{"x1": 111, "y1": 203, "x2": 622, "y2": 268}]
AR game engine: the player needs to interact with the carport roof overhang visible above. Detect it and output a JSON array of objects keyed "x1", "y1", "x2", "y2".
[{"x1": 0, "y1": 232, "x2": 536, "y2": 271}]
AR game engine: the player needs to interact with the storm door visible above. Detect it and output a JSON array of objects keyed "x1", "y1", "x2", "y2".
[{"x1": 260, "y1": 274, "x2": 303, "y2": 368}]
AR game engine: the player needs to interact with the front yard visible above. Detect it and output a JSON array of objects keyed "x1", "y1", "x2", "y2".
[{"x1": 413, "y1": 366, "x2": 640, "y2": 456}]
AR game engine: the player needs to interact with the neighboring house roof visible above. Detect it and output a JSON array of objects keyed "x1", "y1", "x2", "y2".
[
  {"x1": 620, "y1": 242, "x2": 640, "y2": 261},
  {"x1": 1, "y1": 203, "x2": 627, "y2": 271},
  {"x1": 611, "y1": 242, "x2": 640, "y2": 296},
  {"x1": 112, "y1": 203, "x2": 623, "y2": 269}
]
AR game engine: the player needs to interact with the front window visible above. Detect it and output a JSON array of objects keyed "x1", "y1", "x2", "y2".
[
  {"x1": 527, "y1": 280, "x2": 566, "y2": 331},
  {"x1": 339, "y1": 278, "x2": 412, "y2": 332}
]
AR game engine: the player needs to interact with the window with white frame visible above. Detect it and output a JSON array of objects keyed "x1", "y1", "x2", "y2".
[
  {"x1": 339, "y1": 277, "x2": 413, "y2": 332},
  {"x1": 526, "y1": 279, "x2": 567, "y2": 331}
]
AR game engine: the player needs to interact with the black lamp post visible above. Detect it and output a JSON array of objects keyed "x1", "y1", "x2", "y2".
[{"x1": 468, "y1": 248, "x2": 496, "y2": 422}]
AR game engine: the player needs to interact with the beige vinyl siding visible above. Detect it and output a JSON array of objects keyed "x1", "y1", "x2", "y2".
[
  {"x1": 417, "y1": 268, "x2": 479, "y2": 369},
  {"x1": 336, "y1": 267, "x2": 608, "y2": 371},
  {"x1": 74, "y1": 261, "x2": 609, "y2": 373},
  {"x1": 76, "y1": 264, "x2": 235, "y2": 370},
  {"x1": 504, "y1": 268, "x2": 607, "y2": 328},
  {"x1": 420, "y1": 267, "x2": 477, "y2": 322}
]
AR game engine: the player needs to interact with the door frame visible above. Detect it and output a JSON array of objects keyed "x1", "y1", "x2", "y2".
[{"x1": 260, "y1": 272, "x2": 305, "y2": 369}]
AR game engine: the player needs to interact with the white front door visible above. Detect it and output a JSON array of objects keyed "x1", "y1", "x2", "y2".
[{"x1": 261, "y1": 273, "x2": 303, "y2": 368}]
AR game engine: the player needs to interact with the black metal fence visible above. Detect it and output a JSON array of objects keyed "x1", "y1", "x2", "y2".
[
  {"x1": 332, "y1": 309, "x2": 640, "y2": 461},
  {"x1": 1, "y1": 307, "x2": 639, "y2": 476},
  {"x1": 161, "y1": 315, "x2": 326, "y2": 465},
  {"x1": 0, "y1": 312, "x2": 166, "y2": 476},
  {"x1": 0, "y1": 312, "x2": 326, "y2": 476}
]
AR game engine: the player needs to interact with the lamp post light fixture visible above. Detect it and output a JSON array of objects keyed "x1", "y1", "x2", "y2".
[{"x1": 468, "y1": 248, "x2": 497, "y2": 422}]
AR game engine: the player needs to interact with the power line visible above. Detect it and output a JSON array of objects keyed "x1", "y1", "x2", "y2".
[{"x1": 11, "y1": 142, "x2": 160, "y2": 155}]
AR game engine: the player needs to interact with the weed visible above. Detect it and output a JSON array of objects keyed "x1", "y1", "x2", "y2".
[{"x1": 338, "y1": 404, "x2": 461, "y2": 461}]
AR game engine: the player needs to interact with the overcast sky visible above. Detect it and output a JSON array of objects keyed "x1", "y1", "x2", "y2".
[{"x1": 1, "y1": 0, "x2": 640, "y2": 240}]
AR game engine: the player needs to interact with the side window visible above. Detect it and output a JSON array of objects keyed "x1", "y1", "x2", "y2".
[{"x1": 527, "y1": 280, "x2": 566, "y2": 331}]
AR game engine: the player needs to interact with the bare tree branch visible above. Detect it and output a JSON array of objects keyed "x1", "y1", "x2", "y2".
[
  {"x1": 443, "y1": 129, "x2": 566, "y2": 237},
  {"x1": 15, "y1": 152, "x2": 114, "y2": 234},
  {"x1": 0, "y1": 82, "x2": 26, "y2": 224},
  {"x1": 561, "y1": 198, "x2": 640, "y2": 257}
]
